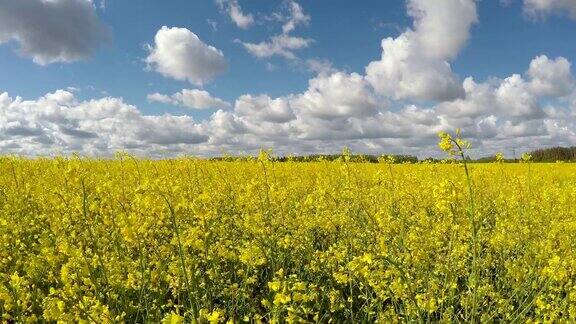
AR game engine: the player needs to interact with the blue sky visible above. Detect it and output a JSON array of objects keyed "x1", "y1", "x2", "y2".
[
  {"x1": 0, "y1": 0, "x2": 406, "y2": 112},
  {"x1": 0, "y1": 0, "x2": 575, "y2": 157}
]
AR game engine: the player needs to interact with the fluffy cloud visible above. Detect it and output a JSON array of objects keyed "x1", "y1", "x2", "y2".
[
  {"x1": 429, "y1": 56, "x2": 576, "y2": 153},
  {"x1": 216, "y1": 0, "x2": 254, "y2": 29},
  {"x1": 527, "y1": 55, "x2": 575, "y2": 97},
  {"x1": 2, "y1": 1, "x2": 576, "y2": 158},
  {"x1": 145, "y1": 27, "x2": 228, "y2": 85},
  {"x1": 148, "y1": 89, "x2": 231, "y2": 110},
  {"x1": 436, "y1": 77, "x2": 498, "y2": 119},
  {"x1": 234, "y1": 95, "x2": 295, "y2": 123},
  {"x1": 437, "y1": 55, "x2": 574, "y2": 121},
  {"x1": 407, "y1": 0, "x2": 478, "y2": 60},
  {"x1": 523, "y1": 0, "x2": 576, "y2": 19},
  {"x1": 0, "y1": 90, "x2": 207, "y2": 156},
  {"x1": 366, "y1": 0, "x2": 477, "y2": 102},
  {"x1": 213, "y1": 71, "x2": 437, "y2": 145},
  {"x1": 3, "y1": 71, "x2": 576, "y2": 158},
  {"x1": 293, "y1": 72, "x2": 378, "y2": 120},
  {"x1": 366, "y1": 35, "x2": 465, "y2": 102},
  {"x1": 0, "y1": 0, "x2": 110, "y2": 65},
  {"x1": 496, "y1": 74, "x2": 545, "y2": 119}
]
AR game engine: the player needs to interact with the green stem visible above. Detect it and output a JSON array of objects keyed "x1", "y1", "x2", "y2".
[{"x1": 452, "y1": 139, "x2": 479, "y2": 323}]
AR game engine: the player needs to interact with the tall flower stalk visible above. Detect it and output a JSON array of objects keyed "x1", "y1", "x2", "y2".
[{"x1": 438, "y1": 130, "x2": 479, "y2": 322}]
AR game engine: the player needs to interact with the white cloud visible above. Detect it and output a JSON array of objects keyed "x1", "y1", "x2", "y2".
[
  {"x1": 293, "y1": 72, "x2": 378, "y2": 120},
  {"x1": 366, "y1": 35, "x2": 465, "y2": 102},
  {"x1": 366, "y1": 0, "x2": 477, "y2": 102},
  {"x1": 501, "y1": 119, "x2": 547, "y2": 138},
  {"x1": 209, "y1": 110, "x2": 247, "y2": 138},
  {"x1": 435, "y1": 74, "x2": 545, "y2": 134},
  {"x1": 407, "y1": 0, "x2": 478, "y2": 60},
  {"x1": 281, "y1": 1, "x2": 311, "y2": 34},
  {"x1": 527, "y1": 55, "x2": 575, "y2": 97},
  {"x1": 238, "y1": 1, "x2": 312, "y2": 60},
  {"x1": 216, "y1": 0, "x2": 254, "y2": 29},
  {"x1": 436, "y1": 56, "x2": 574, "y2": 123},
  {"x1": 2, "y1": 1, "x2": 576, "y2": 158},
  {"x1": 234, "y1": 94, "x2": 295, "y2": 123},
  {"x1": 239, "y1": 34, "x2": 313, "y2": 60},
  {"x1": 3, "y1": 76, "x2": 576, "y2": 157},
  {"x1": 436, "y1": 77, "x2": 498, "y2": 119},
  {"x1": 0, "y1": 0, "x2": 110, "y2": 65},
  {"x1": 146, "y1": 93, "x2": 174, "y2": 105},
  {"x1": 0, "y1": 90, "x2": 208, "y2": 156},
  {"x1": 145, "y1": 26, "x2": 227, "y2": 85},
  {"x1": 496, "y1": 74, "x2": 545, "y2": 119},
  {"x1": 148, "y1": 89, "x2": 231, "y2": 110},
  {"x1": 523, "y1": 0, "x2": 576, "y2": 19}
]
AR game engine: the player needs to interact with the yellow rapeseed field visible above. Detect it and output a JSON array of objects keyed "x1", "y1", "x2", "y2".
[{"x1": 1, "y1": 135, "x2": 576, "y2": 322}]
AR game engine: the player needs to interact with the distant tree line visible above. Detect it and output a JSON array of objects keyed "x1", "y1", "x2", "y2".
[
  {"x1": 209, "y1": 146, "x2": 576, "y2": 163},
  {"x1": 461, "y1": 147, "x2": 576, "y2": 163},
  {"x1": 528, "y1": 146, "x2": 576, "y2": 162}
]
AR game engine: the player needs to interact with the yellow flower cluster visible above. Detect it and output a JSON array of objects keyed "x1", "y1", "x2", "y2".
[{"x1": 0, "y1": 152, "x2": 575, "y2": 322}]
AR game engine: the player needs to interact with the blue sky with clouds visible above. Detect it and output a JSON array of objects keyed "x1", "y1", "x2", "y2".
[{"x1": 0, "y1": 0, "x2": 575, "y2": 157}]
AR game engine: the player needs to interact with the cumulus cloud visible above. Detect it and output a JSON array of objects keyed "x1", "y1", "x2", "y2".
[
  {"x1": 436, "y1": 77, "x2": 498, "y2": 119},
  {"x1": 436, "y1": 55, "x2": 574, "y2": 123},
  {"x1": 216, "y1": 0, "x2": 254, "y2": 29},
  {"x1": 527, "y1": 55, "x2": 575, "y2": 97},
  {"x1": 0, "y1": 90, "x2": 207, "y2": 156},
  {"x1": 211, "y1": 71, "x2": 437, "y2": 145},
  {"x1": 293, "y1": 72, "x2": 378, "y2": 120},
  {"x1": 428, "y1": 55, "x2": 576, "y2": 154},
  {"x1": 407, "y1": 0, "x2": 478, "y2": 60},
  {"x1": 148, "y1": 89, "x2": 231, "y2": 110},
  {"x1": 366, "y1": 0, "x2": 477, "y2": 102},
  {"x1": 0, "y1": 0, "x2": 110, "y2": 65},
  {"x1": 234, "y1": 94, "x2": 295, "y2": 123},
  {"x1": 366, "y1": 35, "x2": 465, "y2": 102},
  {"x1": 3, "y1": 72, "x2": 576, "y2": 158},
  {"x1": 496, "y1": 74, "x2": 545, "y2": 119},
  {"x1": 145, "y1": 26, "x2": 227, "y2": 85},
  {"x1": 2, "y1": 1, "x2": 576, "y2": 158},
  {"x1": 523, "y1": 0, "x2": 576, "y2": 19}
]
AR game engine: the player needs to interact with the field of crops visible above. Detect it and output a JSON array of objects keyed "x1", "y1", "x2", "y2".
[{"x1": 1, "y1": 146, "x2": 576, "y2": 322}]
